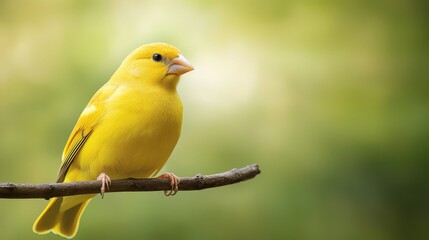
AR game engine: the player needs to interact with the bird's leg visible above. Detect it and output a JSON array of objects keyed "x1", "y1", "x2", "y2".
[
  {"x1": 157, "y1": 173, "x2": 180, "y2": 196},
  {"x1": 96, "y1": 172, "x2": 111, "y2": 199}
]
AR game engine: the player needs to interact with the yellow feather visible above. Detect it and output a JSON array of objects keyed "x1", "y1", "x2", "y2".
[{"x1": 33, "y1": 42, "x2": 193, "y2": 238}]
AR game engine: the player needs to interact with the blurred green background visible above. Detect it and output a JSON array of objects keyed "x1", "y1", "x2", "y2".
[{"x1": 0, "y1": 0, "x2": 428, "y2": 239}]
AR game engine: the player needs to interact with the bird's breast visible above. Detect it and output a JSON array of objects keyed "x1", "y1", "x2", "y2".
[{"x1": 79, "y1": 85, "x2": 183, "y2": 180}]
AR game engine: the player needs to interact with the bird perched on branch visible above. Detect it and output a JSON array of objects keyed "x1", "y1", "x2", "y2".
[{"x1": 33, "y1": 42, "x2": 193, "y2": 238}]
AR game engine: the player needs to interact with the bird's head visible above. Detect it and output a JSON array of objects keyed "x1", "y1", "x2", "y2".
[{"x1": 113, "y1": 42, "x2": 193, "y2": 90}]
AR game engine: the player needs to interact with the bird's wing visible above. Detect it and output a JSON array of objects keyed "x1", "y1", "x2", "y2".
[{"x1": 56, "y1": 84, "x2": 118, "y2": 183}]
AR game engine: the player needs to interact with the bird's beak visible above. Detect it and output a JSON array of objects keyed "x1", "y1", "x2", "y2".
[{"x1": 167, "y1": 54, "x2": 194, "y2": 75}]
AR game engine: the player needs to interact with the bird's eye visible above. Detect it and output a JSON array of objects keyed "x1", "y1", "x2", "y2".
[{"x1": 152, "y1": 53, "x2": 163, "y2": 62}]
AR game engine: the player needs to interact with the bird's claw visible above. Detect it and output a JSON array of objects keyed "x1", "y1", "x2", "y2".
[
  {"x1": 97, "y1": 173, "x2": 111, "y2": 199},
  {"x1": 157, "y1": 173, "x2": 180, "y2": 196}
]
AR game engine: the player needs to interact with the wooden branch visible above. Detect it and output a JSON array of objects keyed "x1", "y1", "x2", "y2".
[{"x1": 0, "y1": 164, "x2": 260, "y2": 199}]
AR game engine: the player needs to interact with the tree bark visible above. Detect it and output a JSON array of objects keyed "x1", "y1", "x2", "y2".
[{"x1": 0, "y1": 164, "x2": 260, "y2": 199}]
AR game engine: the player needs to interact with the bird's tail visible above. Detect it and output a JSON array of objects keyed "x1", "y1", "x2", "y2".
[{"x1": 33, "y1": 196, "x2": 93, "y2": 239}]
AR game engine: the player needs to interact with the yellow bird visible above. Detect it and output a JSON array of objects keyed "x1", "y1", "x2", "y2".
[{"x1": 33, "y1": 42, "x2": 193, "y2": 238}]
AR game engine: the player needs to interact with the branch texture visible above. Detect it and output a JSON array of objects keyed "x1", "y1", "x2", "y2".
[{"x1": 0, "y1": 164, "x2": 260, "y2": 199}]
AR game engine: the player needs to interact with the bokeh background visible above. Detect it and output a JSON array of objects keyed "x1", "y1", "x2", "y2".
[{"x1": 0, "y1": 0, "x2": 428, "y2": 239}]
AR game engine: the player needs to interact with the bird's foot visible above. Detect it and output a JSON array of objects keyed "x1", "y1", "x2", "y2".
[
  {"x1": 97, "y1": 172, "x2": 111, "y2": 199},
  {"x1": 157, "y1": 173, "x2": 180, "y2": 196}
]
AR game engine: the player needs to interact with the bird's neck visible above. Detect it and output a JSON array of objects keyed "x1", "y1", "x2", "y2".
[{"x1": 109, "y1": 68, "x2": 180, "y2": 92}]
